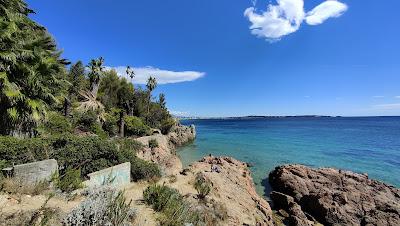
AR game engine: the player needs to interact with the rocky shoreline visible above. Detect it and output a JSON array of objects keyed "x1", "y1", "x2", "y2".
[{"x1": 145, "y1": 124, "x2": 399, "y2": 226}]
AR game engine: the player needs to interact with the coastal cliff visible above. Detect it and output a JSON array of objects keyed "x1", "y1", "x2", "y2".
[{"x1": 269, "y1": 165, "x2": 400, "y2": 226}]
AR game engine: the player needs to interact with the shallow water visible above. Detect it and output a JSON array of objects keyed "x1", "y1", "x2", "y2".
[{"x1": 177, "y1": 117, "x2": 400, "y2": 197}]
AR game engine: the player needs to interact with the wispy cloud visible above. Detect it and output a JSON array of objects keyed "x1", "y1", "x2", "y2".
[
  {"x1": 395, "y1": 96, "x2": 400, "y2": 99},
  {"x1": 244, "y1": 0, "x2": 348, "y2": 41},
  {"x1": 373, "y1": 103, "x2": 400, "y2": 110},
  {"x1": 372, "y1": 95, "x2": 385, "y2": 98},
  {"x1": 106, "y1": 66, "x2": 205, "y2": 85}
]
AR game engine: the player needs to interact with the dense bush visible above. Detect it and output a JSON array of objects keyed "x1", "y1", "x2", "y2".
[
  {"x1": 38, "y1": 112, "x2": 73, "y2": 135},
  {"x1": 0, "y1": 135, "x2": 160, "y2": 182},
  {"x1": 0, "y1": 136, "x2": 52, "y2": 167},
  {"x1": 72, "y1": 110, "x2": 98, "y2": 131},
  {"x1": 53, "y1": 167, "x2": 83, "y2": 193},
  {"x1": 64, "y1": 186, "x2": 135, "y2": 226},
  {"x1": 143, "y1": 184, "x2": 200, "y2": 225},
  {"x1": 103, "y1": 111, "x2": 119, "y2": 136},
  {"x1": 124, "y1": 116, "x2": 151, "y2": 137},
  {"x1": 160, "y1": 117, "x2": 176, "y2": 135}
]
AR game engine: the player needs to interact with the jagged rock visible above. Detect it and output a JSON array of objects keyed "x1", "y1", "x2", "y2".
[
  {"x1": 188, "y1": 156, "x2": 274, "y2": 226},
  {"x1": 270, "y1": 191, "x2": 312, "y2": 226},
  {"x1": 269, "y1": 165, "x2": 400, "y2": 226},
  {"x1": 168, "y1": 124, "x2": 196, "y2": 148},
  {"x1": 135, "y1": 125, "x2": 196, "y2": 175}
]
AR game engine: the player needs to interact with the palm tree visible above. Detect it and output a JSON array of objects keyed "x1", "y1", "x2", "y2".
[
  {"x1": 125, "y1": 66, "x2": 135, "y2": 116},
  {"x1": 0, "y1": 0, "x2": 68, "y2": 136},
  {"x1": 126, "y1": 66, "x2": 135, "y2": 83},
  {"x1": 88, "y1": 57, "x2": 104, "y2": 97},
  {"x1": 146, "y1": 76, "x2": 157, "y2": 120}
]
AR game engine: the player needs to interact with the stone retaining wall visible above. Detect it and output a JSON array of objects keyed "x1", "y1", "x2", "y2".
[
  {"x1": 12, "y1": 159, "x2": 58, "y2": 184},
  {"x1": 84, "y1": 162, "x2": 131, "y2": 188}
]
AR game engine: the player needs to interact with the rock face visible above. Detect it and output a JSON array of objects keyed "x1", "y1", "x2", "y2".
[
  {"x1": 187, "y1": 156, "x2": 274, "y2": 226},
  {"x1": 168, "y1": 124, "x2": 196, "y2": 148},
  {"x1": 269, "y1": 164, "x2": 400, "y2": 226},
  {"x1": 135, "y1": 124, "x2": 196, "y2": 175}
]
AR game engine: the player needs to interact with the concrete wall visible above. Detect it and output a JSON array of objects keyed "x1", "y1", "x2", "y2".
[
  {"x1": 84, "y1": 162, "x2": 131, "y2": 188},
  {"x1": 13, "y1": 159, "x2": 58, "y2": 184}
]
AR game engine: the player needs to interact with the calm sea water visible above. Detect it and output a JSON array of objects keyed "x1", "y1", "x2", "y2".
[{"x1": 178, "y1": 117, "x2": 400, "y2": 197}]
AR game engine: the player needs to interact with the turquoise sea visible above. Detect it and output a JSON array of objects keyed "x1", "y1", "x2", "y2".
[{"x1": 177, "y1": 117, "x2": 400, "y2": 197}]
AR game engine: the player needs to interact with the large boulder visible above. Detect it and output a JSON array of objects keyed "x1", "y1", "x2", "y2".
[
  {"x1": 168, "y1": 124, "x2": 196, "y2": 148},
  {"x1": 269, "y1": 165, "x2": 400, "y2": 226},
  {"x1": 188, "y1": 156, "x2": 274, "y2": 225}
]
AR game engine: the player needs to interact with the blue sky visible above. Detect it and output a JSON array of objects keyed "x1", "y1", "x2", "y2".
[{"x1": 27, "y1": 0, "x2": 400, "y2": 117}]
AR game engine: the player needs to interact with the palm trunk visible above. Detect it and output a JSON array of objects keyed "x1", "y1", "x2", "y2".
[{"x1": 90, "y1": 83, "x2": 99, "y2": 98}]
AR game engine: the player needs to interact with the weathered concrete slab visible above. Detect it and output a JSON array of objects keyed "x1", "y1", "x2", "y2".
[
  {"x1": 13, "y1": 159, "x2": 58, "y2": 184},
  {"x1": 84, "y1": 162, "x2": 131, "y2": 188}
]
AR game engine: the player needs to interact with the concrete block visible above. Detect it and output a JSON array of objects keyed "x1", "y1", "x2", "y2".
[
  {"x1": 13, "y1": 159, "x2": 58, "y2": 184},
  {"x1": 84, "y1": 162, "x2": 131, "y2": 188}
]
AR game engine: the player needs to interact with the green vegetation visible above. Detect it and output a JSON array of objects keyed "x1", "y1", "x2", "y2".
[
  {"x1": 143, "y1": 184, "x2": 228, "y2": 226},
  {"x1": 0, "y1": 0, "x2": 176, "y2": 138},
  {"x1": 143, "y1": 184, "x2": 200, "y2": 225},
  {"x1": 52, "y1": 167, "x2": 83, "y2": 193},
  {"x1": 148, "y1": 138, "x2": 159, "y2": 149},
  {"x1": 194, "y1": 173, "x2": 212, "y2": 200},
  {"x1": 0, "y1": 135, "x2": 160, "y2": 182},
  {"x1": 124, "y1": 116, "x2": 151, "y2": 137}
]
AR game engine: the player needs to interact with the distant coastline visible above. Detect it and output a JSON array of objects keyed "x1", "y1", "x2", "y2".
[{"x1": 176, "y1": 115, "x2": 400, "y2": 120}]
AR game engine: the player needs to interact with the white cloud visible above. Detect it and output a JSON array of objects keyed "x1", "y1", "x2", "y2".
[
  {"x1": 373, "y1": 95, "x2": 385, "y2": 98},
  {"x1": 395, "y1": 96, "x2": 400, "y2": 99},
  {"x1": 106, "y1": 66, "x2": 205, "y2": 85},
  {"x1": 305, "y1": 0, "x2": 348, "y2": 25},
  {"x1": 373, "y1": 103, "x2": 400, "y2": 110},
  {"x1": 244, "y1": 0, "x2": 348, "y2": 41}
]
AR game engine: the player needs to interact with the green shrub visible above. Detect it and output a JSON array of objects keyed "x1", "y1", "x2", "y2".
[
  {"x1": 90, "y1": 123, "x2": 108, "y2": 139},
  {"x1": 53, "y1": 167, "x2": 83, "y2": 193},
  {"x1": 38, "y1": 112, "x2": 72, "y2": 135},
  {"x1": 148, "y1": 138, "x2": 159, "y2": 149},
  {"x1": 103, "y1": 112, "x2": 119, "y2": 136},
  {"x1": 0, "y1": 135, "x2": 157, "y2": 182},
  {"x1": 143, "y1": 184, "x2": 200, "y2": 225},
  {"x1": 72, "y1": 110, "x2": 97, "y2": 132},
  {"x1": 124, "y1": 116, "x2": 151, "y2": 137},
  {"x1": 130, "y1": 158, "x2": 161, "y2": 181},
  {"x1": 194, "y1": 173, "x2": 212, "y2": 200},
  {"x1": 114, "y1": 138, "x2": 142, "y2": 155},
  {"x1": 0, "y1": 136, "x2": 52, "y2": 167},
  {"x1": 160, "y1": 118, "x2": 176, "y2": 135}
]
